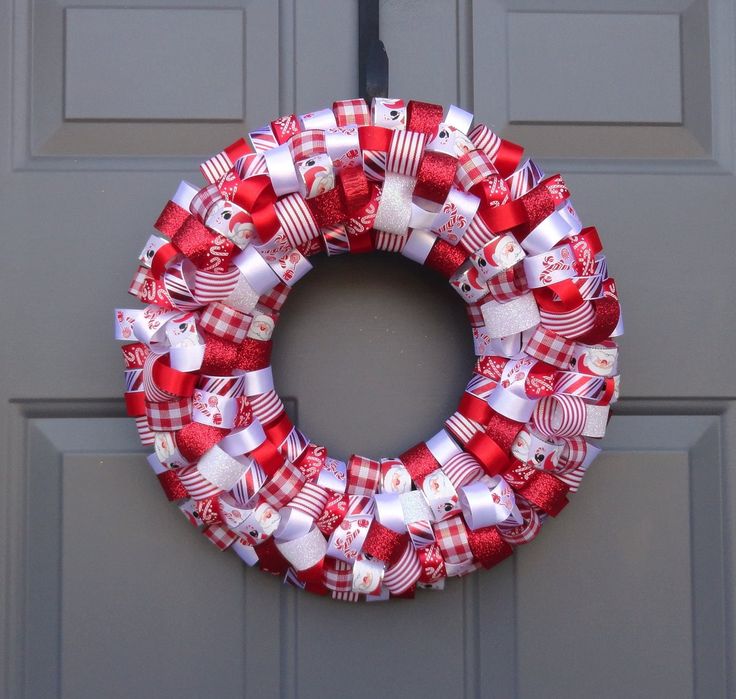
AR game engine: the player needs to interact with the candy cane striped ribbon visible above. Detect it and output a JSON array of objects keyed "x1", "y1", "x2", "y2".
[
  {"x1": 553, "y1": 371, "x2": 604, "y2": 400},
  {"x1": 386, "y1": 130, "x2": 426, "y2": 177},
  {"x1": 532, "y1": 394, "x2": 587, "y2": 437}
]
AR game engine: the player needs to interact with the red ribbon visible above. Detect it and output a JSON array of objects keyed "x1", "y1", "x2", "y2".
[
  {"x1": 414, "y1": 151, "x2": 457, "y2": 203},
  {"x1": 124, "y1": 391, "x2": 146, "y2": 416},
  {"x1": 399, "y1": 443, "x2": 440, "y2": 485},
  {"x1": 457, "y1": 392, "x2": 492, "y2": 426},
  {"x1": 466, "y1": 526, "x2": 513, "y2": 568},
  {"x1": 152, "y1": 356, "x2": 197, "y2": 397},
  {"x1": 466, "y1": 432, "x2": 509, "y2": 476},
  {"x1": 157, "y1": 470, "x2": 188, "y2": 501},
  {"x1": 406, "y1": 100, "x2": 444, "y2": 134},
  {"x1": 264, "y1": 412, "x2": 294, "y2": 447},
  {"x1": 358, "y1": 126, "x2": 393, "y2": 152},
  {"x1": 250, "y1": 439, "x2": 285, "y2": 477},
  {"x1": 425, "y1": 239, "x2": 468, "y2": 278},
  {"x1": 363, "y1": 521, "x2": 404, "y2": 563},
  {"x1": 154, "y1": 199, "x2": 190, "y2": 238}
]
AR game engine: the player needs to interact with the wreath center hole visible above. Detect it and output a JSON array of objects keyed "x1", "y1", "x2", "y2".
[{"x1": 271, "y1": 252, "x2": 474, "y2": 460}]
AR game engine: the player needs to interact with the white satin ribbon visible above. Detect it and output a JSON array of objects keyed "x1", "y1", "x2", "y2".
[
  {"x1": 487, "y1": 386, "x2": 538, "y2": 422},
  {"x1": 219, "y1": 419, "x2": 267, "y2": 456},
  {"x1": 426, "y1": 429, "x2": 462, "y2": 466},
  {"x1": 402, "y1": 228, "x2": 436, "y2": 265},
  {"x1": 233, "y1": 245, "x2": 281, "y2": 295},
  {"x1": 444, "y1": 105, "x2": 473, "y2": 134},
  {"x1": 373, "y1": 492, "x2": 407, "y2": 533},
  {"x1": 317, "y1": 457, "x2": 348, "y2": 493},
  {"x1": 300, "y1": 108, "x2": 337, "y2": 131},
  {"x1": 263, "y1": 144, "x2": 300, "y2": 196},
  {"x1": 522, "y1": 202, "x2": 582, "y2": 256},
  {"x1": 459, "y1": 478, "x2": 521, "y2": 530},
  {"x1": 241, "y1": 366, "x2": 274, "y2": 395},
  {"x1": 172, "y1": 180, "x2": 199, "y2": 209}
]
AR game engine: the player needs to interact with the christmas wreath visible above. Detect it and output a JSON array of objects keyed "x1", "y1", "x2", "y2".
[{"x1": 114, "y1": 98, "x2": 621, "y2": 601}]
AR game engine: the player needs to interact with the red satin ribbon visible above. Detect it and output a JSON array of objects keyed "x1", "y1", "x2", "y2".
[
  {"x1": 358, "y1": 126, "x2": 393, "y2": 152},
  {"x1": 150, "y1": 243, "x2": 179, "y2": 279},
  {"x1": 533, "y1": 280, "x2": 586, "y2": 313},
  {"x1": 250, "y1": 438, "x2": 285, "y2": 477},
  {"x1": 124, "y1": 391, "x2": 146, "y2": 416},
  {"x1": 466, "y1": 432, "x2": 509, "y2": 476},
  {"x1": 479, "y1": 174, "x2": 569, "y2": 238},
  {"x1": 231, "y1": 175, "x2": 280, "y2": 243},
  {"x1": 152, "y1": 356, "x2": 197, "y2": 397},
  {"x1": 254, "y1": 538, "x2": 291, "y2": 575},
  {"x1": 493, "y1": 140, "x2": 524, "y2": 178},
  {"x1": 457, "y1": 392, "x2": 492, "y2": 426},
  {"x1": 264, "y1": 412, "x2": 294, "y2": 447},
  {"x1": 296, "y1": 561, "x2": 329, "y2": 594}
]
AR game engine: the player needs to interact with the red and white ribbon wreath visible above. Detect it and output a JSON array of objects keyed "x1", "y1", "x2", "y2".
[{"x1": 115, "y1": 97, "x2": 622, "y2": 602}]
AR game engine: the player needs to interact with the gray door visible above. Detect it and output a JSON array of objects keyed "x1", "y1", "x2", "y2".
[{"x1": 2, "y1": 1, "x2": 734, "y2": 697}]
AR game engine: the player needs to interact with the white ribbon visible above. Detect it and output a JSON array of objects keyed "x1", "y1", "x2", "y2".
[
  {"x1": 263, "y1": 143, "x2": 300, "y2": 196},
  {"x1": 233, "y1": 245, "x2": 281, "y2": 295}
]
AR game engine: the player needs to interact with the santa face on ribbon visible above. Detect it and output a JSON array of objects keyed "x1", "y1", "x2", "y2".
[
  {"x1": 166, "y1": 314, "x2": 198, "y2": 347},
  {"x1": 139, "y1": 235, "x2": 166, "y2": 267},
  {"x1": 154, "y1": 431, "x2": 187, "y2": 468},
  {"x1": 512, "y1": 430, "x2": 559, "y2": 470},
  {"x1": 374, "y1": 98, "x2": 406, "y2": 127},
  {"x1": 576, "y1": 345, "x2": 617, "y2": 377},
  {"x1": 422, "y1": 470, "x2": 460, "y2": 520},
  {"x1": 352, "y1": 555, "x2": 382, "y2": 594},
  {"x1": 511, "y1": 430, "x2": 531, "y2": 462},
  {"x1": 238, "y1": 502, "x2": 280, "y2": 544},
  {"x1": 247, "y1": 314, "x2": 275, "y2": 341},
  {"x1": 381, "y1": 463, "x2": 412, "y2": 493},
  {"x1": 297, "y1": 154, "x2": 334, "y2": 198},
  {"x1": 428, "y1": 125, "x2": 473, "y2": 158},
  {"x1": 205, "y1": 201, "x2": 255, "y2": 250},
  {"x1": 450, "y1": 265, "x2": 488, "y2": 303},
  {"x1": 472, "y1": 236, "x2": 524, "y2": 280}
]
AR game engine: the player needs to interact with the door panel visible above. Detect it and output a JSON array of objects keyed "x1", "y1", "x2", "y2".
[{"x1": 2, "y1": 1, "x2": 733, "y2": 697}]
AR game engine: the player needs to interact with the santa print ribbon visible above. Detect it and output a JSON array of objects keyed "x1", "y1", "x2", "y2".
[{"x1": 116, "y1": 97, "x2": 621, "y2": 602}]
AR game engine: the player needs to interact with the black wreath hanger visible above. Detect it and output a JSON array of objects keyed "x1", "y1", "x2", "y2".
[{"x1": 359, "y1": 0, "x2": 389, "y2": 103}]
